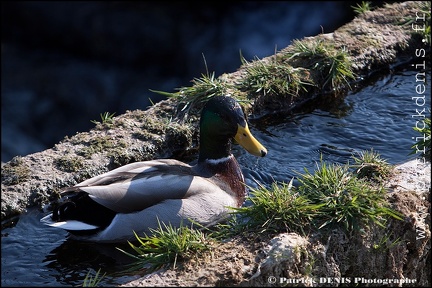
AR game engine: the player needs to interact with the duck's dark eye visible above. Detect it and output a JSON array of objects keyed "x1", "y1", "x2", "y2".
[{"x1": 243, "y1": 133, "x2": 247, "y2": 137}]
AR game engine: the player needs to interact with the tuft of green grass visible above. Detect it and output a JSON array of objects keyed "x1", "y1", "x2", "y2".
[
  {"x1": 239, "y1": 54, "x2": 313, "y2": 99},
  {"x1": 297, "y1": 159, "x2": 401, "y2": 231},
  {"x1": 82, "y1": 268, "x2": 106, "y2": 287},
  {"x1": 399, "y1": 1, "x2": 431, "y2": 45},
  {"x1": 410, "y1": 116, "x2": 431, "y2": 161},
  {"x1": 227, "y1": 179, "x2": 323, "y2": 235},
  {"x1": 151, "y1": 71, "x2": 229, "y2": 114},
  {"x1": 91, "y1": 112, "x2": 116, "y2": 125},
  {"x1": 117, "y1": 221, "x2": 212, "y2": 271},
  {"x1": 372, "y1": 232, "x2": 402, "y2": 251},
  {"x1": 352, "y1": 1, "x2": 372, "y2": 15},
  {"x1": 150, "y1": 56, "x2": 234, "y2": 116},
  {"x1": 351, "y1": 149, "x2": 393, "y2": 181},
  {"x1": 286, "y1": 39, "x2": 356, "y2": 91}
]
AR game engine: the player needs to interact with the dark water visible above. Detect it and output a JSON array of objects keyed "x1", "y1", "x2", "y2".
[
  {"x1": 1, "y1": 1, "x2": 354, "y2": 163},
  {"x1": 1, "y1": 69, "x2": 430, "y2": 287},
  {"x1": 240, "y1": 69, "x2": 431, "y2": 188}
]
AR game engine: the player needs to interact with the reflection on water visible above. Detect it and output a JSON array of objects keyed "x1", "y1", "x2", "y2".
[
  {"x1": 1, "y1": 69, "x2": 431, "y2": 286},
  {"x1": 1, "y1": 209, "x2": 144, "y2": 287},
  {"x1": 43, "y1": 240, "x2": 142, "y2": 286},
  {"x1": 238, "y1": 69, "x2": 430, "y2": 188}
]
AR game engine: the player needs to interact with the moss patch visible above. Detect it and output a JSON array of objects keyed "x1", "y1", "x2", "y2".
[
  {"x1": 54, "y1": 156, "x2": 85, "y2": 172},
  {"x1": 1, "y1": 156, "x2": 31, "y2": 185},
  {"x1": 76, "y1": 135, "x2": 127, "y2": 159}
]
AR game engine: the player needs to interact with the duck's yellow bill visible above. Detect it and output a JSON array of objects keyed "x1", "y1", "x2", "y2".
[{"x1": 234, "y1": 124, "x2": 267, "y2": 157}]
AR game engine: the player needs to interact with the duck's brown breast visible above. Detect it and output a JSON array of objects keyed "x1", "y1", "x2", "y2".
[{"x1": 201, "y1": 155, "x2": 247, "y2": 207}]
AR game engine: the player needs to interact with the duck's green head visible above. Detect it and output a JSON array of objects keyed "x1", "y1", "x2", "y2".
[{"x1": 199, "y1": 96, "x2": 267, "y2": 161}]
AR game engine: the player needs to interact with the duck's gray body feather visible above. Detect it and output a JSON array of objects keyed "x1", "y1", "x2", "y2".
[{"x1": 42, "y1": 159, "x2": 238, "y2": 243}]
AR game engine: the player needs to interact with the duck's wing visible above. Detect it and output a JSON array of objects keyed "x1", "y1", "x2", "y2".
[{"x1": 62, "y1": 159, "x2": 208, "y2": 213}]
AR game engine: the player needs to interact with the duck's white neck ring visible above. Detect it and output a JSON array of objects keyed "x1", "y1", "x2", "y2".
[{"x1": 205, "y1": 154, "x2": 233, "y2": 165}]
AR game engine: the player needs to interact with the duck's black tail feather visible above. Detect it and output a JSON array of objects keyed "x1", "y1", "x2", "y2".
[{"x1": 51, "y1": 191, "x2": 116, "y2": 230}]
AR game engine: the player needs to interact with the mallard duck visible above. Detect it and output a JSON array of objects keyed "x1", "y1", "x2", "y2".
[{"x1": 41, "y1": 96, "x2": 267, "y2": 243}]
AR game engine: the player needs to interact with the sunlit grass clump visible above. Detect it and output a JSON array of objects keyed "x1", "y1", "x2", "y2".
[
  {"x1": 399, "y1": 1, "x2": 431, "y2": 45},
  {"x1": 151, "y1": 71, "x2": 230, "y2": 115},
  {"x1": 352, "y1": 1, "x2": 372, "y2": 15},
  {"x1": 297, "y1": 160, "x2": 401, "y2": 231},
  {"x1": 150, "y1": 55, "x2": 238, "y2": 116},
  {"x1": 351, "y1": 149, "x2": 393, "y2": 181},
  {"x1": 239, "y1": 55, "x2": 313, "y2": 99},
  {"x1": 286, "y1": 39, "x2": 356, "y2": 91},
  {"x1": 176, "y1": 71, "x2": 227, "y2": 103},
  {"x1": 91, "y1": 111, "x2": 116, "y2": 125},
  {"x1": 228, "y1": 180, "x2": 323, "y2": 235},
  {"x1": 117, "y1": 221, "x2": 212, "y2": 271}
]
